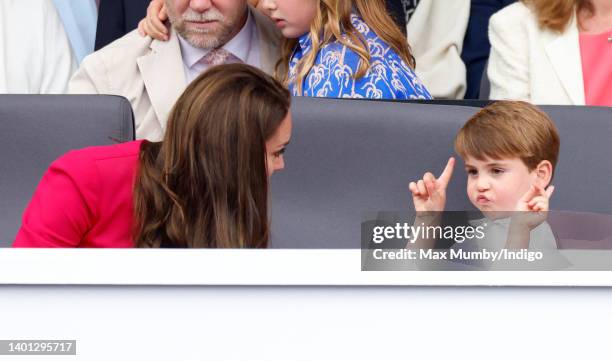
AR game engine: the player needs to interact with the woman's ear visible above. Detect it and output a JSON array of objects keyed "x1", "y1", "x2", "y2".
[{"x1": 534, "y1": 160, "x2": 553, "y2": 188}]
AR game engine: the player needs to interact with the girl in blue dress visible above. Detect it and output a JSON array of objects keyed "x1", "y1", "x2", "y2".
[{"x1": 260, "y1": 0, "x2": 432, "y2": 99}]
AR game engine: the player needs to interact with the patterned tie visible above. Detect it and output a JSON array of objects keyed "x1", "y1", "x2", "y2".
[{"x1": 198, "y1": 48, "x2": 242, "y2": 66}]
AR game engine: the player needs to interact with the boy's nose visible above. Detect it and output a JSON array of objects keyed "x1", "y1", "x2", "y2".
[{"x1": 476, "y1": 176, "x2": 490, "y2": 191}]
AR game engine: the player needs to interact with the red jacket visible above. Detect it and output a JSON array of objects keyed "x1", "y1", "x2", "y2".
[{"x1": 13, "y1": 140, "x2": 144, "y2": 248}]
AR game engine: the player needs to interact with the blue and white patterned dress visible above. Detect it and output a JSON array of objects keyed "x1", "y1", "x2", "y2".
[{"x1": 288, "y1": 14, "x2": 432, "y2": 100}]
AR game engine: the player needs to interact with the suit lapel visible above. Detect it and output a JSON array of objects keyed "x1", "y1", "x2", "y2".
[
  {"x1": 544, "y1": 15, "x2": 585, "y2": 105},
  {"x1": 137, "y1": 31, "x2": 187, "y2": 132},
  {"x1": 251, "y1": 6, "x2": 282, "y2": 75}
]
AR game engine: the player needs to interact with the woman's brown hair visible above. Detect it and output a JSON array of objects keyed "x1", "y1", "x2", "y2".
[
  {"x1": 521, "y1": 0, "x2": 593, "y2": 32},
  {"x1": 275, "y1": 0, "x2": 415, "y2": 93},
  {"x1": 133, "y1": 64, "x2": 291, "y2": 248}
]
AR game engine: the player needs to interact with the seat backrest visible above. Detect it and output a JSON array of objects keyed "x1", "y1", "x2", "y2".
[
  {"x1": 0, "y1": 95, "x2": 134, "y2": 246},
  {"x1": 270, "y1": 98, "x2": 479, "y2": 248},
  {"x1": 270, "y1": 98, "x2": 612, "y2": 248},
  {"x1": 403, "y1": 99, "x2": 492, "y2": 108},
  {"x1": 538, "y1": 105, "x2": 612, "y2": 214}
]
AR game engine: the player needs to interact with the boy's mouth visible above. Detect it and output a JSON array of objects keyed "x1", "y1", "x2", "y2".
[{"x1": 476, "y1": 195, "x2": 490, "y2": 204}]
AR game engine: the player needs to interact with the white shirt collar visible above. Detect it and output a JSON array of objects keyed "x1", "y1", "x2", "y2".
[
  {"x1": 468, "y1": 216, "x2": 511, "y2": 227},
  {"x1": 177, "y1": 9, "x2": 254, "y2": 69}
]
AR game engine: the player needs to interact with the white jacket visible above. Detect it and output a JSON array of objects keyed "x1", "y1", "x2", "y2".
[
  {"x1": 408, "y1": 0, "x2": 470, "y2": 99},
  {"x1": 488, "y1": 2, "x2": 585, "y2": 105},
  {"x1": 0, "y1": 0, "x2": 77, "y2": 94}
]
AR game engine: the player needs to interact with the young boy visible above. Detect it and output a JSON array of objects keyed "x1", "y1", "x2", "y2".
[{"x1": 408, "y1": 100, "x2": 560, "y2": 250}]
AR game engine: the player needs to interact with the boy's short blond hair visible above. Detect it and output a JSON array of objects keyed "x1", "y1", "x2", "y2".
[{"x1": 454, "y1": 101, "x2": 560, "y2": 172}]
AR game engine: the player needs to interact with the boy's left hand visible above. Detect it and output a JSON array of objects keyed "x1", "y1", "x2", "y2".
[{"x1": 513, "y1": 184, "x2": 555, "y2": 230}]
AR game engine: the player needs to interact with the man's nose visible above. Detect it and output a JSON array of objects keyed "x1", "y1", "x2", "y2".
[{"x1": 189, "y1": 0, "x2": 213, "y2": 12}]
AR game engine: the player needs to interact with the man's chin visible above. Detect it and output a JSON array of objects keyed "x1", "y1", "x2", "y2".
[{"x1": 183, "y1": 33, "x2": 222, "y2": 49}]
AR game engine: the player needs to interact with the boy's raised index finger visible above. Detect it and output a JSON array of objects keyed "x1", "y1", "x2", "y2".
[
  {"x1": 438, "y1": 157, "x2": 455, "y2": 185},
  {"x1": 534, "y1": 183, "x2": 546, "y2": 193},
  {"x1": 519, "y1": 184, "x2": 538, "y2": 202},
  {"x1": 545, "y1": 185, "x2": 555, "y2": 198}
]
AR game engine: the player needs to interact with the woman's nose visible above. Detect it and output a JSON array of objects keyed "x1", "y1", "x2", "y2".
[{"x1": 276, "y1": 156, "x2": 285, "y2": 171}]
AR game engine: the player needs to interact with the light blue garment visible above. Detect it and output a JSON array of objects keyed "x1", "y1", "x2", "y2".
[
  {"x1": 288, "y1": 14, "x2": 432, "y2": 100},
  {"x1": 52, "y1": 0, "x2": 98, "y2": 64}
]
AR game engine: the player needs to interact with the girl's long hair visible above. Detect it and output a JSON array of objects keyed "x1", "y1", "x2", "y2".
[
  {"x1": 275, "y1": 0, "x2": 416, "y2": 93},
  {"x1": 133, "y1": 64, "x2": 291, "y2": 248},
  {"x1": 521, "y1": 0, "x2": 592, "y2": 32}
]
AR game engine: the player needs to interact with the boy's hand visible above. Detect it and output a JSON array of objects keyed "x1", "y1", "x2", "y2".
[
  {"x1": 512, "y1": 184, "x2": 555, "y2": 231},
  {"x1": 408, "y1": 157, "x2": 455, "y2": 213},
  {"x1": 138, "y1": 0, "x2": 169, "y2": 41}
]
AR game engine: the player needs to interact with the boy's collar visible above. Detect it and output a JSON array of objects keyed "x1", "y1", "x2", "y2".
[{"x1": 469, "y1": 216, "x2": 512, "y2": 227}]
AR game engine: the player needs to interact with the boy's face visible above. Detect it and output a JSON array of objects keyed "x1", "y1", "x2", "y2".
[{"x1": 464, "y1": 156, "x2": 538, "y2": 217}]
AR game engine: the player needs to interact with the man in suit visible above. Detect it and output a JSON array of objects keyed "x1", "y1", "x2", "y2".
[
  {"x1": 70, "y1": 0, "x2": 281, "y2": 141},
  {"x1": 461, "y1": 0, "x2": 516, "y2": 99}
]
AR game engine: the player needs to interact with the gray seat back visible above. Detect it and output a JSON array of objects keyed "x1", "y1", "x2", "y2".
[
  {"x1": 538, "y1": 105, "x2": 612, "y2": 214},
  {"x1": 0, "y1": 95, "x2": 134, "y2": 245}
]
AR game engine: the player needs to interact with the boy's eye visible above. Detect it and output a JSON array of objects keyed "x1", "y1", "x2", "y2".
[
  {"x1": 491, "y1": 168, "x2": 505, "y2": 175},
  {"x1": 466, "y1": 169, "x2": 477, "y2": 176}
]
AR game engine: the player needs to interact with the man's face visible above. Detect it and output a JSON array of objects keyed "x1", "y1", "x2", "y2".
[{"x1": 165, "y1": 0, "x2": 248, "y2": 49}]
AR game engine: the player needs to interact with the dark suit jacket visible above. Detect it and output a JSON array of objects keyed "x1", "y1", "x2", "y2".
[
  {"x1": 95, "y1": 0, "x2": 150, "y2": 50},
  {"x1": 461, "y1": 0, "x2": 515, "y2": 99},
  {"x1": 385, "y1": 0, "x2": 407, "y2": 35}
]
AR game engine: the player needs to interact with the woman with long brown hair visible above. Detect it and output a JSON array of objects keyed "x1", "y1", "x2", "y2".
[
  {"x1": 14, "y1": 63, "x2": 292, "y2": 248},
  {"x1": 488, "y1": 0, "x2": 612, "y2": 106}
]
